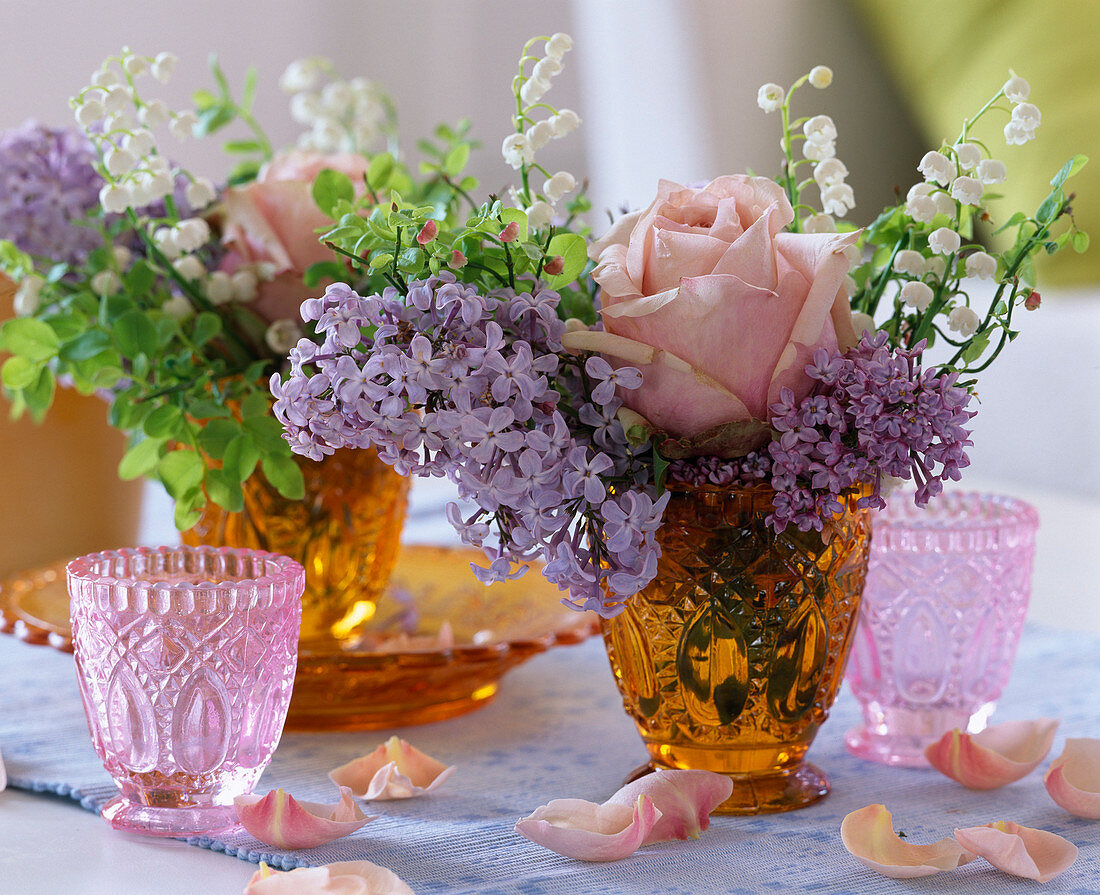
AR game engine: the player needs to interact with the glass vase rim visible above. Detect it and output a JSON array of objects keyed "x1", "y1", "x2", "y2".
[
  {"x1": 876, "y1": 490, "x2": 1039, "y2": 533},
  {"x1": 66, "y1": 544, "x2": 305, "y2": 592}
]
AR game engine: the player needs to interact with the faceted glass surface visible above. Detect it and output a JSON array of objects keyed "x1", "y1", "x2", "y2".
[
  {"x1": 68, "y1": 546, "x2": 304, "y2": 837},
  {"x1": 602, "y1": 484, "x2": 871, "y2": 815},
  {"x1": 845, "y1": 492, "x2": 1039, "y2": 767},
  {"x1": 184, "y1": 447, "x2": 409, "y2": 648}
]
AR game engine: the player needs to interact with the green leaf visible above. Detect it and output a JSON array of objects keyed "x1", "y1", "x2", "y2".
[
  {"x1": 188, "y1": 399, "x2": 232, "y2": 419},
  {"x1": 543, "y1": 232, "x2": 589, "y2": 289},
  {"x1": 653, "y1": 446, "x2": 670, "y2": 495},
  {"x1": 2, "y1": 356, "x2": 39, "y2": 390},
  {"x1": 205, "y1": 468, "x2": 244, "y2": 513},
  {"x1": 961, "y1": 330, "x2": 991, "y2": 365},
  {"x1": 227, "y1": 160, "x2": 262, "y2": 186},
  {"x1": 241, "y1": 390, "x2": 270, "y2": 419},
  {"x1": 1036, "y1": 189, "x2": 1064, "y2": 224},
  {"x1": 118, "y1": 437, "x2": 166, "y2": 480},
  {"x1": 192, "y1": 88, "x2": 219, "y2": 111},
  {"x1": 196, "y1": 418, "x2": 241, "y2": 460},
  {"x1": 22, "y1": 367, "x2": 55, "y2": 420},
  {"x1": 143, "y1": 404, "x2": 185, "y2": 439},
  {"x1": 113, "y1": 310, "x2": 159, "y2": 359},
  {"x1": 304, "y1": 261, "x2": 349, "y2": 288},
  {"x1": 223, "y1": 139, "x2": 263, "y2": 154},
  {"x1": 500, "y1": 207, "x2": 528, "y2": 242},
  {"x1": 367, "y1": 152, "x2": 395, "y2": 190},
  {"x1": 157, "y1": 450, "x2": 206, "y2": 500},
  {"x1": 262, "y1": 455, "x2": 305, "y2": 500},
  {"x1": 59, "y1": 330, "x2": 113, "y2": 362},
  {"x1": 191, "y1": 312, "x2": 222, "y2": 347},
  {"x1": 443, "y1": 143, "x2": 470, "y2": 177},
  {"x1": 993, "y1": 211, "x2": 1028, "y2": 235},
  {"x1": 173, "y1": 495, "x2": 204, "y2": 532},
  {"x1": 195, "y1": 105, "x2": 234, "y2": 137},
  {"x1": 242, "y1": 415, "x2": 286, "y2": 452},
  {"x1": 1073, "y1": 231, "x2": 1090, "y2": 253},
  {"x1": 242, "y1": 66, "x2": 258, "y2": 110},
  {"x1": 369, "y1": 253, "x2": 394, "y2": 270},
  {"x1": 223, "y1": 434, "x2": 261, "y2": 480},
  {"x1": 312, "y1": 169, "x2": 355, "y2": 217},
  {"x1": 1050, "y1": 153, "x2": 1089, "y2": 189},
  {"x1": 0, "y1": 317, "x2": 60, "y2": 361}
]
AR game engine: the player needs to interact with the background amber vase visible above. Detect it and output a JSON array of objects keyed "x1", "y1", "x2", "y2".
[
  {"x1": 602, "y1": 484, "x2": 871, "y2": 815},
  {"x1": 0, "y1": 280, "x2": 142, "y2": 579},
  {"x1": 184, "y1": 447, "x2": 410, "y2": 727}
]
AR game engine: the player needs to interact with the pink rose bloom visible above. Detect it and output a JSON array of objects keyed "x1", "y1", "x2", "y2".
[
  {"x1": 221, "y1": 150, "x2": 369, "y2": 323},
  {"x1": 578, "y1": 176, "x2": 857, "y2": 454}
]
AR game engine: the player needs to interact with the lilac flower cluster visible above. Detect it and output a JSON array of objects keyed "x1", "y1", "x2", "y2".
[
  {"x1": 0, "y1": 122, "x2": 104, "y2": 266},
  {"x1": 271, "y1": 272, "x2": 668, "y2": 616},
  {"x1": 670, "y1": 332, "x2": 975, "y2": 533}
]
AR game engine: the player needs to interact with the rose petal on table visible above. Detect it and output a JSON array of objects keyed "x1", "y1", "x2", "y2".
[
  {"x1": 515, "y1": 795, "x2": 661, "y2": 861},
  {"x1": 923, "y1": 718, "x2": 1059, "y2": 789},
  {"x1": 840, "y1": 804, "x2": 975, "y2": 879},
  {"x1": 954, "y1": 821, "x2": 1078, "y2": 883},
  {"x1": 244, "y1": 859, "x2": 414, "y2": 894},
  {"x1": 603, "y1": 769, "x2": 733, "y2": 843},
  {"x1": 1044, "y1": 737, "x2": 1100, "y2": 819},
  {"x1": 330, "y1": 735, "x2": 454, "y2": 800},
  {"x1": 234, "y1": 786, "x2": 374, "y2": 849}
]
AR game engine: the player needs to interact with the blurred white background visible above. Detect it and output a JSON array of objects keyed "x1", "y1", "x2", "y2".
[{"x1": 2, "y1": 0, "x2": 1096, "y2": 507}]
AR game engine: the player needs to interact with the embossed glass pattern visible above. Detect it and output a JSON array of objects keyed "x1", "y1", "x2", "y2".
[
  {"x1": 184, "y1": 448, "x2": 409, "y2": 648},
  {"x1": 602, "y1": 484, "x2": 871, "y2": 815},
  {"x1": 68, "y1": 546, "x2": 304, "y2": 836},
  {"x1": 845, "y1": 492, "x2": 1039, "y2": 767}
]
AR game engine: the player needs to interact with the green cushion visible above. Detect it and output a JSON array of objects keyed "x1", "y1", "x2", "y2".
[{"x1": 854, "y1": 0, "x2": 1096, "y2": 284}]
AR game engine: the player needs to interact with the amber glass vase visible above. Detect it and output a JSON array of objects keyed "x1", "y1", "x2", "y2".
[
  {"x1": 602, "y1": 483, "x2": 871, "y2": 815},
  {"x1": 184, "y1": 448, "x2": 410, "y2": 649}
]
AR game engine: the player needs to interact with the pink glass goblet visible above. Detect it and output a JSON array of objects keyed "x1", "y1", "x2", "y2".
[
  {"x1": 845, "y1": 492, "x2": 1039, "y2": 767},
  {"x1": 67, "y1": 545, "x2": 304, "y2": 836}
]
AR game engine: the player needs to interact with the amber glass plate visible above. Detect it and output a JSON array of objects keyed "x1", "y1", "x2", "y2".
[{"x1": 0, "y1": 545, "x2": 596, "y2": 730}]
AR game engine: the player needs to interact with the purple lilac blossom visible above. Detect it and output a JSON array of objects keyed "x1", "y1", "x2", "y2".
[
  {"x1": 669, "y1": 332, "x2": 974, "y2": 533},
  {"x1": 271, "y1": 272, "x2": 667, "y2": 617},
  {"x1": 0, "y1": 121, "x2": 104, "y2": 266}
]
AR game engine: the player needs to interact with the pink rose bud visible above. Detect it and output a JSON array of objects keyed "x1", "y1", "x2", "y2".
[
  {"x1": 450, "y1": 249, "x2": 467, "y2": 269},
  {"x1": 499, "y1": 221, "x2": 520, "y2": 243},
  {"x1": 543, "y1": 255, "x2": 565, "y2": 275},
  {"x1": 1025, "y1": 290, "x2": 1041, "y2": 311},
  {"x1": 416, "y1": 220, "x2": 438, "y2": 245}
]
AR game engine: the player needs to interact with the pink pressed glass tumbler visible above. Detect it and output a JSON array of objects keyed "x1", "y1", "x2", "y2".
[
  {"x1": 67, "y1": 546, "x2": 304, "y2": 837},
  {"x1": 845, "y1": 493, "x2": 1039, "y2": 767}
]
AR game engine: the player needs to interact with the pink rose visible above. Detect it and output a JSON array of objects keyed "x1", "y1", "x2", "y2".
[
  {"x1": 221, "y1": 151, "x2": 369, "y2": 323},
  {"x1": 575, "y1": 176, "x2": 857, "y2": 455}
]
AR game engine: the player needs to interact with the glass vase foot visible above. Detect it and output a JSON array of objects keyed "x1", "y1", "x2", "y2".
[
  {"x1": 844, "y1": 702, "x2": 996, "y2": 767},
  {"x1": 101, "y1": 797, "x2": 239, "y2": 838},
  {"x1": 627, "y1": 760, "x2": 830, "y2": 815}
]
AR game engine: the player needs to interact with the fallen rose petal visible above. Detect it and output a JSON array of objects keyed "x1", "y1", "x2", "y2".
[
  {"x1": 604, "y1": 769, "x2": 732, "y2": 843},
  {"x1": 515, "y1": 795, "x2": 660, "y2": 861},
  {"x1": 1045, "y1": 737, "x2": 1100, "y2": 819},
  {"x1": 924, "y1": 718, "x2": 1059, "y2": 789},
  {"x1": 245, "y1": 859, "x2": 414, "y2": 894},
  {"x1": 330, "y1": 735, "x2": 454, "y2": 800},
  {"x1": 954, "y1": 821, "x2": 1078, "y2": 883},
  {"x1": 234, "y1": 786, "x2": 374, "y2": 849},
  {"x1": 840, "y1": 804, "x2": 975, "y2": 879}
]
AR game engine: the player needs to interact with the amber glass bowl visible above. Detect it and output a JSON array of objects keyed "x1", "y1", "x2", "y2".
[{"x1": 1, "y1": 545, "x2": 597, "y2": 730}]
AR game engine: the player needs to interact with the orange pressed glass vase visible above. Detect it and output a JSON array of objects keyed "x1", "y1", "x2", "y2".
[
  {"x1": 601, "y1": 483, "x2": 871, "y2": 815},
  {"x1": 184, "y1": 447, "x2": 410, "y2": 648}
]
